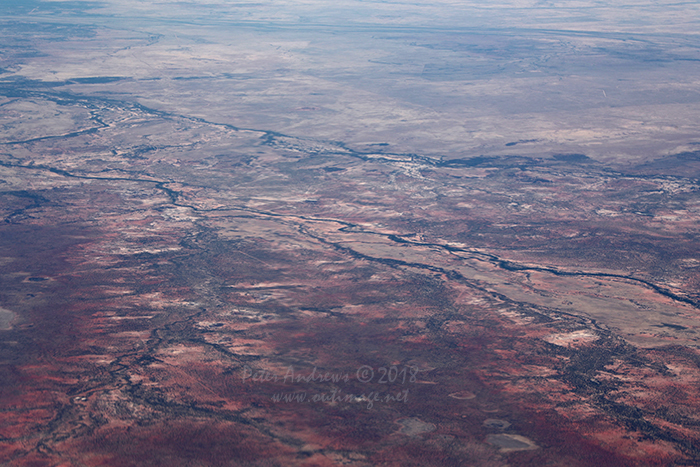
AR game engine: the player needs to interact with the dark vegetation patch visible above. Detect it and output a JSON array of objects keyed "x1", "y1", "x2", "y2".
[
  {"x1": 68, "y1": 76, "x2": 127, "y2": 84},
  {"x1": 629, "y1": 150, "x2": 700, "y2": 178},
  {"x1": 552, "y1": 153, "x2": 591, "y2": 163},
  {"x1": 437, "y1": 156, "x2": 497, "y2": 168}
]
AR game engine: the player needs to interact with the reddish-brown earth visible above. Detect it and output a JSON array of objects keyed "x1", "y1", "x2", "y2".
[
  {"x1": 2, "y1": 1, "x2": 700, "y2": 466},
  {"x1": 2, "y1": 105, "x2": 700, "y2": 465}
]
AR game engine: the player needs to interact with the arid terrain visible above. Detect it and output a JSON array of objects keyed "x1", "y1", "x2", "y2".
[{"x1": 1, "y1": 1, "x2": 700, "y2": 466}]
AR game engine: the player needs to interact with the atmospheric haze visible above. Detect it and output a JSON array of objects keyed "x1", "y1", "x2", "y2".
[{"x1": 1, "y1": 1, "x2": 700, "y2": 466}]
